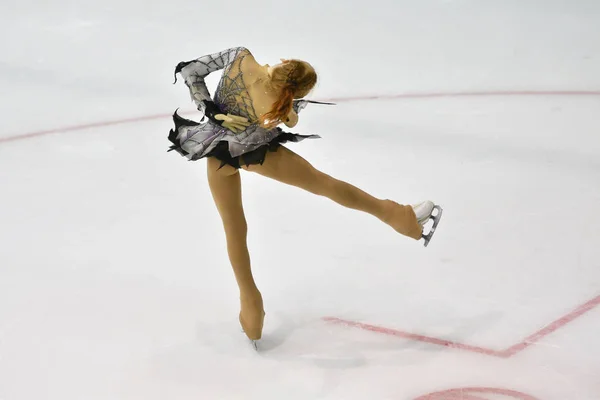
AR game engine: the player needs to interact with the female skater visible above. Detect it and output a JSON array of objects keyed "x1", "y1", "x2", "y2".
[{"x1": 168, "y1": 47, "x2": 442, "y2": 346}]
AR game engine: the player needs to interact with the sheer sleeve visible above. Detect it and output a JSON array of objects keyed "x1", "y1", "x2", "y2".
[{"x1": 173, "y1": 47, "x2": 245, "y2": 116}]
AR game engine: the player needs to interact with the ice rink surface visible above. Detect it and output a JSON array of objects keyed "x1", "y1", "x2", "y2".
[{"x1": 1, "y1": 1, "x2": 599, "y2": 399}]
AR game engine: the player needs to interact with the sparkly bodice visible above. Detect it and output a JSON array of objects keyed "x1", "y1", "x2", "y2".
[
  {"x1": 213, "y1": 49, "x2": 258, "y2": 122},
  {"x1": 173, "y1": 47, "x2": 259, "y2": 123}
]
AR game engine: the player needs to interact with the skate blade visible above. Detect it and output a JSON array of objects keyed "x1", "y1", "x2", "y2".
[
  {"x1": 241, "y1": 328, "x2": 260, "y2": 351},
  {"x1": 422, "y1": 205, "x2": 443, "y2": 247}
]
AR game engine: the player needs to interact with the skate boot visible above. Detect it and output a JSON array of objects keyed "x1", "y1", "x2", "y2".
[
  {"x1": 382, "y1": 200, "x2": 423, "y2": 240},
  {"x1": 239, "y1": 291, "x2": 265, "y2": 350},
  {"x1": 412, "y1": 201, "x2": 443, "y2": 247}
]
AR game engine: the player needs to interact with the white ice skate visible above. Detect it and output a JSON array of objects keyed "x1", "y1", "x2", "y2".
[{"x1": 412, "y1": 201, "x2": 443, "y2": 247}]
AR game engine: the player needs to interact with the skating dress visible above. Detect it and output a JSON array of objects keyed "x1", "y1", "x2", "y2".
[{"x1": 168, "y1": 47, "x2": 322, "y2": 168}]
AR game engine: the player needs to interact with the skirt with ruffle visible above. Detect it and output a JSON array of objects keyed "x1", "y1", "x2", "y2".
[{"x1": 167, "y1": 110, "x2": 320, "y2": 169}]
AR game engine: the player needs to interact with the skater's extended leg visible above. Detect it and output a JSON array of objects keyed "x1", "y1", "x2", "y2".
[
  {"x1": 242, "y1": 146, "x2": 422, "y2": 240},
  {"x1": 206, "y1": 157, "x2": 264, "y2": 340}
]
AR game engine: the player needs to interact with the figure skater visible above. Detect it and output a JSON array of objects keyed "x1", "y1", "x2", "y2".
[{"x1": 168, "y1": 47, "x2": 442, "y2": 347}]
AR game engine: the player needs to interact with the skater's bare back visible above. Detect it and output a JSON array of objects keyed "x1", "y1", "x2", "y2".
[{"x1": 215, "y1": 48, "x2": 313, "y2": 128}]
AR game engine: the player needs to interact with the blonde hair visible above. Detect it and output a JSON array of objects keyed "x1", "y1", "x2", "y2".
[{"x1": 259, "y1": 59, "x2": 317, "y2": 128}]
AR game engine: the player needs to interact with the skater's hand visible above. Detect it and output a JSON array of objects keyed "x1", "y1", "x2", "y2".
[
  {"x1": 215, "y1": 113, "x2": 250, "y2": 133},
  {"x1": 284, "y1": 109, "x2": 298, "y2": 128}
]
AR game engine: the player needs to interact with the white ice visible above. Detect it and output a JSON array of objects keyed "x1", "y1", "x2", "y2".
[{"x1": 1, "y1": 1, "x2": 599, "y2": 399}]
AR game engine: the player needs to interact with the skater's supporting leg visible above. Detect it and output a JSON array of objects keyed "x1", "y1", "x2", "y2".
[
  {"x1": 206, "y1": 157, "x2": 264, "y2": 340},
  {"x1": 242, "y1": 146, "x2": 422, "y2": 240}
]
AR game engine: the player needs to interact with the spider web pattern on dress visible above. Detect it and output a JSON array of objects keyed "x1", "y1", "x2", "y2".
[{"x1": 214, "y1": 48, "x2": 258, "y2": 122}]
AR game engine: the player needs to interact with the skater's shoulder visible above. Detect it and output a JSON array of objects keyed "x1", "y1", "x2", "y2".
[
  {"x1": 228, "y1": 46, "x2": 253, "y2": 59},
  {"x1": 218, "y1": 46, "x2": 257, "y2": 68},
  {"x1": 237, "y1": 47, "x2": 257, "y2": 63}
]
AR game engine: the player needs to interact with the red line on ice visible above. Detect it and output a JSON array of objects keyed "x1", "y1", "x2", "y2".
[
  {"x1": 502, "y1": 294, "x2": 600, "y2": 357},
  {"x1": 324, "y1": 294, "x2": 600, "y2": 358},
  {"x1": 322, "y1": 317, "x2": 506, "y2": 357},
  {"x1": 0, "y1": 112, "x2": 175, "y2": 144},
  {"x1": 2, "y1": 90, "x2": 600, "y2": 144},
  {"x1": 325, "y1": 89, "x2": 600, "y2": 103}
]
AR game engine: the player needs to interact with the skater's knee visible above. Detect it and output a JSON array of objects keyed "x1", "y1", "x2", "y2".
[{"x1": 307, "y1": 170, "x2": 337, "y2": 196}]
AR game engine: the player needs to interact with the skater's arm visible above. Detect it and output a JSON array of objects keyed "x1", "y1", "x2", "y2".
[{"x1": 173, "y1": 47, "x2": 246, "y2": 116}]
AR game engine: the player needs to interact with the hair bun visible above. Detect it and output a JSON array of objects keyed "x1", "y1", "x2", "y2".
[{"x1": 259, "y1": 59, "x2": 317, "y2": 128}]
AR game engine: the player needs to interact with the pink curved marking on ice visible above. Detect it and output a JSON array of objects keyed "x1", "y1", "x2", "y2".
[{"x1": 413, "y1": 387, "x2": 540, "y2": 400}]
